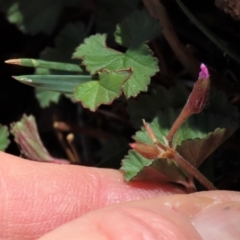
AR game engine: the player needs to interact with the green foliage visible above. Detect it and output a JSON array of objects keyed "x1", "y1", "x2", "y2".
[
  {"x1": 0, "y1": 0, "x2": 82, "y2": 34},
  {"x1": 0, "y1": 125, "x2": 10, "y2": 151},
  {"x1": 13, "y1": 75, "x2": 91, "y2": 93},
  {"x1": 73, "y1": 11, "x2": 160, "y2": 101},
  {"x1": 115, "y1": 10, "x2": 160, "y2": 47},
  {"x1": 121, "y1": 87, "x2": 239, "y2": 188},
  {"x1": 35, "y1": 22, "x2": 86, "y2": 107},
  {"x1": 73, "y1": 34, "x2": 159, "y2": 98},
  {"x1": 122, "y1": 150, "x2": 188, "y2": 185},
  {"x1": 13, "y1": 74, "x2": 91, "y2": 108},
  {"x1": 35, "y1": 90, "x2": 62, "y2": 108},
  {"x1": 74, "y1": 69, "x2": 132, "y2": 111},
  {"x1": 14, "y1": 58, "x2": 82, "y2": 72}
]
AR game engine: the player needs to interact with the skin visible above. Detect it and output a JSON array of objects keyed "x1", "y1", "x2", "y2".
[{"x1": 0, "y1": 152, "x2": 240, "y2": 240}]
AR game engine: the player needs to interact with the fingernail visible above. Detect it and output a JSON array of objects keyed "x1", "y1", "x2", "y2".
[{"x1": 192, "y1": 202, "x2": 240, "y2": 240}]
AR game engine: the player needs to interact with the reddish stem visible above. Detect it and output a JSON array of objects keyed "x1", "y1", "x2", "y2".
[
  {"x1": 173, "y1": 152, "x2": 217, "y2": 191},
  {"x1": 166, "y1": 108, "x2": 191, "y2": 147}
]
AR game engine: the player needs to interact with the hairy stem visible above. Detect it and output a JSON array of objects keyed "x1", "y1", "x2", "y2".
[
  {"x1": 173, "y1": 152, "x2": 217, "y2": 191},
  {"x1": 166, "y1": 108, "x2": 191, "y2": 147}
]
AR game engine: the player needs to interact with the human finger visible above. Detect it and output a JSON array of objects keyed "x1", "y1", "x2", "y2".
[
  {"x1": 39, "y1": 191, "x2": 240, "y2": 240},
  {"x1": 0, "y1": 152, "x2": 184, "y2": 239}
]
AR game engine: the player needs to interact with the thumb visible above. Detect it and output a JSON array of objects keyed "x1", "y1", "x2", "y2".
[{"x1": 38, "y1": 191, "x2": 240, "y2": 240}]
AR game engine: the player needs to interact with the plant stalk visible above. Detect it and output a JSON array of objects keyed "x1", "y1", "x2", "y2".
[
  {"x1": 166, "y1": 108, "x2": 191, "y2": 147},
  {"x1": 173, "y1": 152, "x2": 217, "y2": 191}
]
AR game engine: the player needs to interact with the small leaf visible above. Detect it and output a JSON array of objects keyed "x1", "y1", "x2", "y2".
[
  {"x1": 35, "y1": 89, "x2": 62, "y2": 108},
  {"x1": 176, "y1": 128, "x2": 234, "y2": 168},
  {"x1": 121, "y1": 150, "x2": 189, "y2": 187},
  {"x1": 0, "y1": 0, "x2": 80, "y2": 34},
  {"x1": 0, "y1": 125, "x2": 10, "y2": 151},
  {"x1": 12, "y1": 75, "x2": 91, "y2": 93},
  {"x1": 11, "y1": 115, "x2": 69, "y2": 164},
  {"x1": 121, "y1": 150, "x2": 152, "y2": 181},
  {"x1": 73, "y1": 34, "x2": 159, "y2": 97},
  {"x1": 74, "y1": 69, "x2": 132, "y2": 111},
  {"x1": 114, "y1": 10, "x2": 161, "y2": 47}
]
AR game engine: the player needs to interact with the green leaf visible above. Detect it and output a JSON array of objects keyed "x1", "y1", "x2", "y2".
[
  {"x1": 0, "y1": 0, "x2": 81, "y2": 34},
  {"x1": 121, "y1": 150, "x2": 152, "y2": 181},
  {"x1": 13, "y1": 75, "x2": 91, "y2": 93},
  {"x1": 122, "y1": 87, "x2": 239, "y2": 187},
  {"x1": 176, "y1": 128, "x2": 233, "y2": 168},
  {"x1": 114, "y1": 10, "x2": 161, "y2": 47},
  {"x1": 0, "y1": 125, "x2": 10, "y2": 151},
  {"x1": 121, "y1": 150, "x2": 190, "y2": 187},
  {"x1": 73, "y1": 34, "x2": 159, "y2": 97},
  {"x1": 35, "y1": 89, "x2": 62, "y2": 108},
  {"x1": 74, "y1": 69, "x2": 132, "y2": 111}
]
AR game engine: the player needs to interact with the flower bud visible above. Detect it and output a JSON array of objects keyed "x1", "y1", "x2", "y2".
[
  {"x1": 185, "y1": 63, "x2": 210, "y2": 114},
  {"x1": 129, "y1": 142, "x2": 159, "y2": 159},
  {"x1": 166, "y1": 64, "x2": 211, "y2": 146}
]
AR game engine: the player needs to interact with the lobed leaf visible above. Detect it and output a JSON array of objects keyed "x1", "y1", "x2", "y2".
[
  {"x1": 73, "y1": 34, "x2": 159, "y2": 97},
  {"x1": 176, "y1": 128, "x2": 234, "y2": 168},
  {"x1": 114, "y1": 10, "x2": 161, "y2": 47},
  {"x1": 122, "y1": 86, "x2": 239, "y2": 187},
  {"x1": 121, "y1": 150, "x2": 152, "y2": 181},
  {"x1": 0, "y1": 125, "x2": 10, "y2": 151},
  {"x1": 35, "y1": 90, "x2": 62, "y2": 108},
  {"x1": 121, "y1": 150, "x2": 191, "y2": 188},
  {"x1": 74, "y1": 69, "x2": 132, "y2": 111}
]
